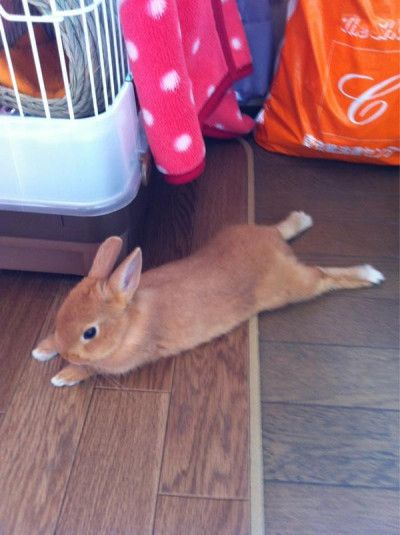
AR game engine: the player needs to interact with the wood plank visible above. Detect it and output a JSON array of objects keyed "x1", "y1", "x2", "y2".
[
  {"x1": 253, "y1": 141, "x2": 399, "y2": 223},
  {"x1": 0, "y1": 269, "x2": 20, "y2": 292},
  {"x1": 0, "y1": 166, "x2": 197, "y2": 533},
  {"x1": 159, "y1": 140, "x2": 250, "y2": 499},
  {"x1": 288, "y1": 220, "x2": 398, "y2": 258},
  {"x1": 264, "y1": 483, "x2": 399, "y2": 535},
  {"x1": 154, "y1": 496, "x2": 250, "y2": 535},
  {"x1": 0, "y1": 279, "x2": 95, "y2": 534},
  {"x1": 191, "y1": 141, "x2": 248, "y2": 243},
  {"x1": 0, "y1": 271, "x2": 22, "y2": 343},
  {"x1": 141, "y1": 172, "x2": 197, "y2": 269},
  {"x1": 253, "y1": 138, "x2": 399, "y2": 532},
  {"x1": 260, "y1": 342, "x2": 399, "y2": 409},
  {"x1": 160, "y1": 327, "x2": 249, "y2": 498},
  {"x1": 0, "y1": 271, "x2": 65, "y2": 411},
  {"x1": 253, "y1": 142, "x2": 399, "y2": 252},
  {"x1": 259, "y1": 295, "x2": 399, "y2": 348},
  {"x1": 56, "y1": 390, "x2": 169, "y2": 535},
  {"x1": 262, "y1": 403, "x2": 399, "y2": 488},
  {"x1": 95, "y1": 359, "x2": 174, "y2": 391},
  {"x1": 260, "y1": 192, "x2": 399, "y2": 225},
  {"x1": 256, "y1": 174, "x2": 399, "y2": 224}
]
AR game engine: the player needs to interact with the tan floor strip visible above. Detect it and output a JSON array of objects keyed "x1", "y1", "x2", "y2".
[{"x1": 239, "y1": 138, "x2": 265, "y2": 535}]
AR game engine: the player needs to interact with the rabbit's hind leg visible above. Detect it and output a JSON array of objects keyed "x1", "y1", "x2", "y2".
[
  {"x1": 316, "y1": 265, "x2": 385, "y2": 293},
  {"x1": 270, "y1": 263, "x2": 384, "y2": 309},
  {"x1": 276, "y1": 211, "x2": 313, "y2": 241}
]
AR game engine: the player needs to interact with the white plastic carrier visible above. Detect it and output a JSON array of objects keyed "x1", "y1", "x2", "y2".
[{"x1": 0, "y1": 0, "x2": 145, "y2": 216}]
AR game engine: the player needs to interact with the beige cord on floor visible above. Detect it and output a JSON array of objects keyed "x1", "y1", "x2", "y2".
[{"x1": 238, "y1": 138, "x2": 266, "y2": 535}]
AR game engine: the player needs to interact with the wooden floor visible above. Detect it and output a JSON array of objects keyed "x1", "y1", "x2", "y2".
[
  {"x1": 0, "y1": 140, "x2": 254, "y2": 535},
  {"x1": 0, "y1": 139, "x2": 398, "y2": 534},
  {"x1": 253, "y1": 143, "x2": 400, "y2": 535}
]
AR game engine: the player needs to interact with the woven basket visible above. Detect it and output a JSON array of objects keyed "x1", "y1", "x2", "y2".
[{"x1": 0, "y1": 0, "x2": 122, "y2": 118}]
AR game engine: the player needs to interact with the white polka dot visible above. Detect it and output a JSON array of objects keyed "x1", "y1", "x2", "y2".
[
  {"x1": 142, "y1": 109, "x2": 154, "y2": 126},
  {"x1": 147, "y1": 0, "x2": 166, "y2": 18},
  {"x1": 156, "y1": 164, "x2": 167, "y2": 174},
  {"x1": 174, "y1": 134, "x2": 192, "y2": 152},
  {"x1": 207, "y1": 85, "x2": 215, "y2": 97},
  {"x1": 192, "y1": 38, "x2": 200, "y2": 55},
  {"x1": 215, "y1": 123, "x2": 225, "y2": 130},
  {"x1": 126, "y1": 41, "x2": 138, "y2": 62},
  {"x1": 231, "y1": 37, "x2": 242, "y2": 50},
  {"x1": 160, "y1": 70, "x2": 180, "y2": 92},
  {"x1": 237, "y1": 110, "x2": 242, "y2": 120},
  {"x1": 256, "y1": 109, "x2": 265, "y2": 124}
]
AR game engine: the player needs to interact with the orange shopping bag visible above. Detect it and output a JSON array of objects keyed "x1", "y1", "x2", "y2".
[{"x1": 255, "y1": 0, "x2": 400, "y2": 165}]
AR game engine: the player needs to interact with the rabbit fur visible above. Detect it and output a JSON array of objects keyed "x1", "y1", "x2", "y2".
[{"x1": 32, "y1": 211, "x2": 384, "y2": 387}]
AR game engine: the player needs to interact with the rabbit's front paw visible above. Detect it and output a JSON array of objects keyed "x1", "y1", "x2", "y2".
[
  {"x1": 32, "y1": 347, "x2": 58, "y2": 362},
  {"x1": 32, "y1": 334, "x2": 58, "y2": 362},
  {"x1": 51, "y1": 374, "x2": 81, "y2": 387},
  {"x1": 51, "y1": 365, "x2": 93, "y2": 387},
  {"x1": 51, "y1": 366, "x2": 83, "y2": 387}
]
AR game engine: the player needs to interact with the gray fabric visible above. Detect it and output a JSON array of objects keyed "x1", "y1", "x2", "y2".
[{"x1": 234, "y1": 0, "x2": 273, "y2": 103}]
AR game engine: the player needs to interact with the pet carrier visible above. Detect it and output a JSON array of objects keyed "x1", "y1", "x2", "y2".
[{"x1": 0, "y1": 0, "x2": 149, "y2": 275}]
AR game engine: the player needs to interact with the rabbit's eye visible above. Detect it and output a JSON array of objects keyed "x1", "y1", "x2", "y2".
[{"x1": 82, "y1": 326, "x2": 98, "y2": 341}]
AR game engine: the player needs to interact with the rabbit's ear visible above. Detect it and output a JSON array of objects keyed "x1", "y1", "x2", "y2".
[
  {"x1": 109, "y1": 247, "x2": 142, "y2": 301},
  {"x1": 89, "y1": 236, "x2": 123, "y2": 279}
]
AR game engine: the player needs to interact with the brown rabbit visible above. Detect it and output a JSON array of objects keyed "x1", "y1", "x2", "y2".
[{"x1": 32, "y1": 211, "x2": 384, "y2": 387}]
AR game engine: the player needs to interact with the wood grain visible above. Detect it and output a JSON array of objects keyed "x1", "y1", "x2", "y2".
[
  {"x1": 31, "y1": 275, "x2": 77, "y2": 338},
  {"x1": 154, "y1": 496, "x2": 250, "y2": 535},
  {"x1": 255, "y1": 139, "x2": 399, "y2": 532},
  {"x1": 0, "y1": 269, "x2": 20, "y2": 293},
  {"x1": 259, "y1": 295, "x2": 399, "y2": 348},
  {"x1": 262, "y1": 403, "x2": 399, "y2": 488},
  {"x1": 260, "y1": 342, "x2": 399, "y2": 409},
  {"x1": 160, "y1": 327, "x2": 249, "y2": 498},
  {"x1": 56, "y1": 390, "x2": 169, "y2": 535},
  {"x1": 159, "y1": 140, "x2": 251, "y2": 500},
  {"x1": 253, "y1": 141, "x2": 399, "y2": 224},
  {"x1": 0, "y1": 279, "x2": 94, "y2": 534},
  {"x1": 257, "y1": 181, "x2": 399, "y2": 225},
  {"x1": 191, "y1": 141, "x2": 248, "y2": 245},
  {"x1": 141, "y1": 173, "x2": 198, "y2": 269},
  {"x1": 95, "y1": 358, "x2": 174, "y2": 391},
  {"x1": 289, "y1": 220, "x2": 398, "y2": 258},
  {"x1": 0, "y1": 272, "x2": 21, "y2": 346},
  {"x1": 264, "y1": 483, "x2": 400, "y2": 535},
  {"x1": 258, "y1": 189, "x2": 399, "y2": 225},
  {"x1": 0, "y1": 272, "x2": 64, "y2": 411}
]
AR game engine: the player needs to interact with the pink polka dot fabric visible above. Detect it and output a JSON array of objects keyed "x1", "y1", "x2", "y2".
[{"x1": 119, "y1": 0, "x2": 254, "y2": 185}]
